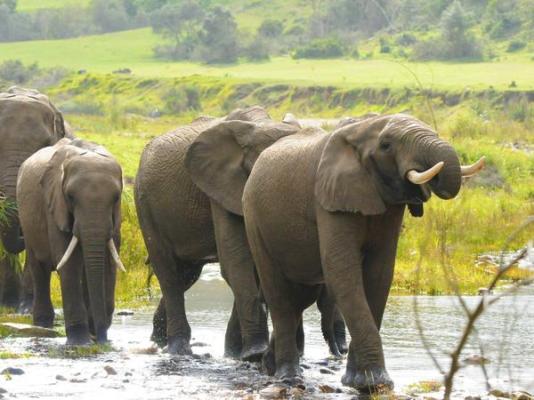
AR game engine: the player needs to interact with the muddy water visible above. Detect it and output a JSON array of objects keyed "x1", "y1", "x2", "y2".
[{"x1": 1, "y1": 264, "x2": 533, "y2": 399}]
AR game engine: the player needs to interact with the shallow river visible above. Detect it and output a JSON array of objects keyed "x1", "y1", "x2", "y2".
[{"x1": 1, "y1": 264, "x2": 533, "y2": 399}]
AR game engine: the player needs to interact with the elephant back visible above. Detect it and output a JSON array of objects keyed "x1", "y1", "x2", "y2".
[{"x1": 0, "y1": 86, "x2": 67, "y2": 142}]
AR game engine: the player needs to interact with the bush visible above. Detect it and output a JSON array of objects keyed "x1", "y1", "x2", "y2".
[
  {"x1": 379, "y1": 37, "x2": 391, "y2": 53},
  {"x1": 0, "y1": 60, "x2": 39, "y2": 84},
  {"x1": 395, "y1": 33, "x2": 417, "y2": 46},
  {"x1": 293, "y1": 38, "x2": 344, "y2": 59},
  {"x1": 507, "y1": 40, "x2": 526, "y2": 52},
  {"x1": 243, "y1": 36, "x2": 270, "y2": 61},
  {"x1": 162, "y1": 86, "x2": 201, "y2": 115}
]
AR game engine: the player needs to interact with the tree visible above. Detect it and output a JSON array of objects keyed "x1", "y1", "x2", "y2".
[
  {"x1": 199, "y1": 6, "x2": 238, "y2": 64},
  {"x1": 258, "y1": 19, "x2": 283, "y2": 38},
  {"x1": 440, "y1": 0, "x2": 482, "y2": 59},
  {"x1": 0, "y1": 0, "x2": 16, "y2": 13},
  {"x1": 150, "y1": 2, "x2": 204, "y2": 60}
]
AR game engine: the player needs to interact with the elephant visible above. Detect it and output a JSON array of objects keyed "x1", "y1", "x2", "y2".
[
  {"x1": 241, "y1": 114, "x2": 485, "y2": 391},
  {"x1": 0, "y1": 87, "x2": 68, "y2": 310},
  {"x1": 17, "y1": 138, "x2": 124, "y2": 344},
  {"x1": 134, "y1": 106, "x2": 347, "y2": 360}
]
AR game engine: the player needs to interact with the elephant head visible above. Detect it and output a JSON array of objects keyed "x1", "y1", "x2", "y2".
[
  {"x1": 41, "y1": 141, "x2": 123, "y2": 342},
  {"x1": 315, "y1": 114, "x2": 484, "y2": 217},
  {"x1": 0, "y1": 87, "x2": 67, "y2": 254},
  {"x1": 185, "y1": 106, "x2": 300, "y2": 215}
]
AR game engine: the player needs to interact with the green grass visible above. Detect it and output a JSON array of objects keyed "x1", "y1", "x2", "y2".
[
  {"x1": 17, "y1": 0, "x2": 90, "y2": 11},
  {"x1": 0, "y1": 28, "x2": 532, "y2": 90}
]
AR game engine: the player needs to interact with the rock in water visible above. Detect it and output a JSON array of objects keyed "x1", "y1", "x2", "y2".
[
  {"x1": 1, "y1": 368, "x2": 24, "y2": 375},
  {"x1": 0, "y1": 323, "x2": 58, "y2": 338},
  {"x1": 104, "y1": 365, "x2": 118, "y2": 375},
  {"x1": 259, "y1": 384, "x2": 288, "y2": 399}
]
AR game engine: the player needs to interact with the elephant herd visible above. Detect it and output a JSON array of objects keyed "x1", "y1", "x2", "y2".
[{"x1": 0, "y1": 87, "x2": 485, "y2": 392}]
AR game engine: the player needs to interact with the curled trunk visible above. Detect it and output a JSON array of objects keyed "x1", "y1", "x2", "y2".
[{"x1": 420, "y1": 139, "x2": 461, "y2": 199}]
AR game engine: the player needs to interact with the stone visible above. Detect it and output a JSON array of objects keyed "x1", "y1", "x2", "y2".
[
  {"x1": 0, "y1": 388, "x2": 6, "y2": 394},
  {"x1": 104, "y1": 365, "x2": 118, "y2": 375},
  {"x1": 55, "y1": 375, "x2": 67, "y2": 381},
  {"x1": 0, "y1": 323, "x2": 59, "y2": 338},
  {"x1": 319, "y1": 368, "x2": 334, "y2": 374},
  {"x1": 1, "y1": 367, "x2": 24, "y2": 375},
  {"x1": 70, "y1": 378, "x2": 87, "y2": 383},
  {"x1": 489, "y1": 389, "x2": 511, "y2": 398},
  {"x1": 289, "y1": 387, "x2": 305, "y2": 399},
  {"x1": 116, "y1": 310, "x2": 134, "y2": 316},
  {"x1": 512, "y1": 392, "x2": 534, "y2": 400},
  {"x1": 463, "y1": 355, "x2": 490, "y2": 366},
  {"x1": 259, "y1": 384, "x2": 288, "y2": 399},
  {"x1": 319, "y1": 385, "x2": 336, "y2": 393}
]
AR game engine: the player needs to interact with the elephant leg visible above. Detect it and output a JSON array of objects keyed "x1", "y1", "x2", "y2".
[
  {"x1": 317, "y1": 286, "x2": 346, "y2": 357},
  {"x1": 363, "y1": 207, "x2": 403, "y2": 330},
  {"x1": 333, "y1": 307, "x2": 348, "y2": 354},
  {"x1": 18, "y1": 263, "x2": 34, "y2": 314},
  {"x1": 151, "y1": 297, "x2": 168, "y2": 347},
  {"x1": 211, "y1": 203, "x2": 268, "y2": 362},
  {"x1": 224, "y1": 301, "x2": 243, "y2": 358},
  {"x1": 296, "y1": 317, "x2": 304, "y2": 357},
  {"x1": 28, "y1": 252, "x2": 54, "y2": 328},
  {"x1": 317, "y1": 209, "x2": 393, "y2": 393},
  {"x1": 154, "y1": 252, "x2": 194, "y2": 355},
  {"x1": 0, "y1": 255, "x2": 21, "y2": 309},
  {"x1": 59, "y1": 250, "x2": 91, "y2": 345}
]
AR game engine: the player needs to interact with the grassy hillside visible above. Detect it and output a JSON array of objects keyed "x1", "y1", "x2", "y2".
[{"x1": 0, "y1": 28, "x2": 533, "y2": 90}]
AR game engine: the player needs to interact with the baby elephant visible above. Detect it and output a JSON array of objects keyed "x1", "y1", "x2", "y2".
[{"x1": 17, "y1": 138, "x2": 124, "y2": 345}]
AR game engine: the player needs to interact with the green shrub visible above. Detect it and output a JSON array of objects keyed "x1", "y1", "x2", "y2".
[
  {"x1": 507, "y1": 40, "x2": 526, "y2": 52},
  {"x1": 162, "y1": 85, "x2": 201, "y2": 115},
  {"x1": 0, "y1": 60, "x2": 39, "y2": 84},
  {"x1": 293, "y1": 38, "x2": 344, "y2": 59}
]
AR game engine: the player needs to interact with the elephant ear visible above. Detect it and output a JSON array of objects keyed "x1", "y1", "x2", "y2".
[
  {"x1": 315, "y1": 124, "x2": 386, "y2": 215},
  {"x1": 185, "y1": 120, "x2": 256, "y2": 216},
  {"x1": 40, "y1": 147, "x2": 73, "y2": 232}
]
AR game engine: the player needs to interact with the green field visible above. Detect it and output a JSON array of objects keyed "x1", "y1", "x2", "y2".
[
  {"x1": 1, "y1": 28, "x2": 533, "y2": 90},
  {"x1": 17, "y1": 0, "x2": 90, "y2": 11}
]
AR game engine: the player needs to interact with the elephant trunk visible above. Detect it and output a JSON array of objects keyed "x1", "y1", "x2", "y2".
[
  {"x1": 80, "y1": 228, "x2": 108, "y2": 343},
  {"x1": 419, "y1": 138, "x2": 462, "y2": 200},
  {"x1": 1, "y1": 156, "x2": 31, "y2": 254}
]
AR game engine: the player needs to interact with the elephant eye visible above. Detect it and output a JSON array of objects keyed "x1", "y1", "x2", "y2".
[{"x1": 379, "y1": 142, "x2": 392, "y2": 152}]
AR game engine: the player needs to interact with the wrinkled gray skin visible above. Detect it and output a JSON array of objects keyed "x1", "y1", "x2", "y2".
[
  {"x1": 243, "y1": 114, "x2": 463, "y2": 392},
  {"x1": 135, "y1": 106, "x2": 346, "y2": 360},
  {"x1": 0, "y1": 87, "x2": 68, "y2": 310},
  {"x1": 17, "y1": 139, "x2": 123, "y2": 344}
]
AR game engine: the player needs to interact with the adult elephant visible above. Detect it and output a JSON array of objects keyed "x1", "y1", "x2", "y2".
[
  {"x1": 135, "y1": 106, "x2": 346, "y2": 360},
  {"x1": 17, "y1": 138, "x2": 124, "y2": 344},
  {"x1": 0, "y1": 87, "x2": 68, "y2": 309},
  {"x1": 242, "y1": 114, "x2": 485, "y2": 391}
]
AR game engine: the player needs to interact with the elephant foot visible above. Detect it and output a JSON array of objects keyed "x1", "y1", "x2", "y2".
[
  {"x1": 262, "y1": 346, "x2": 276, "y2": 375},
  {"x1": 166, "y1": 335, "x2": 192, "y2": 355},
  {"x1": 241, "y1": 337, "x2": 268, "y2": 362},
  {"x1": 327, "y1": 340, "x2": 343, "y2": 358},
  {"x1": 66, "y1": 324, "x2": 92, "y2": 346},
  {"x1": 341, "y1": 365, "x2": 394, "y2": 393},
  {"x1": 275, "y1": 364, "x2": 303, "y2": 386},
  {"x1": 224, "y1": 331, "x2": 242, "y2": 359},
  {"x1": 151, "y1": 330, "x2": 168, "y2": 348}
]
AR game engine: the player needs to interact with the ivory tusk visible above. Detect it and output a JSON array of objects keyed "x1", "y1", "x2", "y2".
[
  {"x1": 108, "y1": 239, "x2": 126, "y2": 272},
  {"x1": 56, "y1": 236, "x2": 79, "y2": 271},
  {"x1": 406, "y1": 161, "x2": 444, "y2": 185},
  {"x1": 461, "y1": 156, "x2": 485, "y2": 177}
]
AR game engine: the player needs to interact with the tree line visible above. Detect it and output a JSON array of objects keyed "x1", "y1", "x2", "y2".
[{"x1": 0, "y1": 0, "x2": 532, "y2": 63}]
